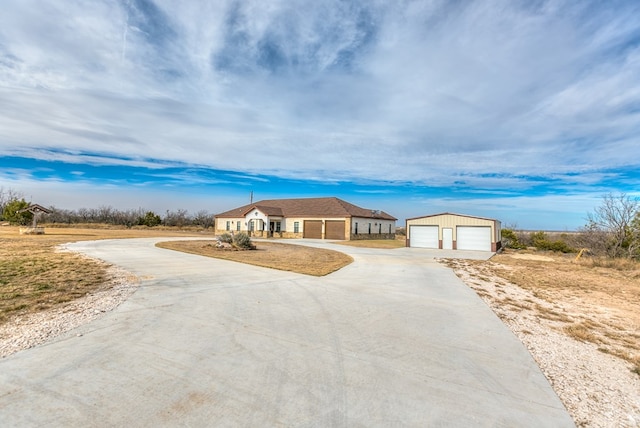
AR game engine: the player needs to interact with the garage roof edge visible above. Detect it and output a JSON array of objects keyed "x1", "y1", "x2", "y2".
[{"x1": 406, "y1": 212, "x2": 500, "y2": 222}]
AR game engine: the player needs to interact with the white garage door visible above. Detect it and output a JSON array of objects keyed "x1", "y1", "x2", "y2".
[
  {"x1": 410, "y1": 225, "x2": 439, "y2": 248},
  {"x1": 457, "y1": 227, "x2": 492, "y2": 251}
]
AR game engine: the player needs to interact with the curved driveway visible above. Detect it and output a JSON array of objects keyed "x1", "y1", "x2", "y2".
[{"x1": 0, "y1": 238, "x2": 574, "y2": 427}]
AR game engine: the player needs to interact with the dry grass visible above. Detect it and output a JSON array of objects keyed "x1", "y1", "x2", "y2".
[
  {"x1": 0, "y1": 225, "x2": 209, "y2": 325},
  {"x1": 477, "y1": 249, "x2": 640, "y2": 374},
  {"x1": 564, "y1": 322, "x2": 601, "y2": 344},
  {"x1": 1, "y1": 225, "x2": 354, "y2": 326},
  {"x1": 0, "y1": 239, "x2": 108, "y2": 323},
  {"x1": 156, "y1": 240, "x2": 353, "y2": 276}
]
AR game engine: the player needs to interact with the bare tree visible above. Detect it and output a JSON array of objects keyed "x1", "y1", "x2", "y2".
[
  {"x1": 581, "y1": 193, "x2": 639, "y2": 258},
  {"x1": 193, "y1": 210, "x2": 214, "y2": 228},
  {"x1": 164, "y1": 209, "x2": 190, "y2": 227},
  {"x1": 0, "y1": 187, "x2": 23, "y2": 218}
]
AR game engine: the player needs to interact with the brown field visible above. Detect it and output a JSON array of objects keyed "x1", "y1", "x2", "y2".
[
  {"x1": 0, "y1": 225, "x2": 209, "y2": 325},
  {"x1": 443, "y1": 249, "x2": 640, "y2": 373},
  {"x1": 157, "y1": 240, "x2": 353, "y2": 276},
  {"x1": 0, "y1": 226, "x2": 351, "y2": 325}
]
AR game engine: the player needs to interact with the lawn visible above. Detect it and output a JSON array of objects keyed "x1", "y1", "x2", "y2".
[{"x1": 156, "y1": 240, "x2": 353, "y2": 276}]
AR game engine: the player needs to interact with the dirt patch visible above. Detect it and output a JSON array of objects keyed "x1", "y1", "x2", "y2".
[
  {"x1": 442, "y1": 250, "x2": 640, "y2": 427},
  {"x1": 508, "y1": 253, "x2": 555, "y2": 262},
  {"x1": 156, "y1": 240, "x2": 353, "y2": 276}
]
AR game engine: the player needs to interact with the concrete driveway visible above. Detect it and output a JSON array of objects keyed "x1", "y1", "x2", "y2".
[{"x1": 0, "y1": 238, "x2": 574, "y2": 427}]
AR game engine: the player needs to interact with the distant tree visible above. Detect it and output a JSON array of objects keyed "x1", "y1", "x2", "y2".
[
  {"x1": 629, "y1": 212, "x2": 640, "y2": 259},
  {"x1": 97, "y1": 205, "x2": 115, "y2": 224},
  {"x1": 164, "y1": 209, "x2": 190, "y2": 227},
  {"x1": 501, "y1": 228, "x2": 526, "y2": 249},
  {"x1": 138, "y1": 211, "x2": 162, "y2": 227},
  {"x1": 193, "y1": 210, "x2": 214, "y2": 228},
  {"x1": 3, "y1": 199, "x2": 31, "y2": 225},
  {"x1": 0, "y1": 187, "x2": 23, "y2": 220},
  {"x1": 580, "y1": 193, "x2": 639, "y2": 258},
  {"x1": 45, "y1": 206, "x2": 73, "y2": 224}
]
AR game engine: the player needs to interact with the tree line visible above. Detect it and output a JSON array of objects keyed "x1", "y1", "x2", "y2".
[
  {"x1": 2, "y1": 187, "x2": 639, "y2": 258},
  {"x1": 0, "y1": 187, "x2": 214, "y2": 228}
]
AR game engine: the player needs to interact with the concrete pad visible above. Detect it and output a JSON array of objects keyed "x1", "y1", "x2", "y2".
[{"x1": 0, "y1": 238, "x2": 574, "y2": 427}]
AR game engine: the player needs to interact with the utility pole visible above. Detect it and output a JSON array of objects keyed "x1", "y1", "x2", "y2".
[{"x1": 250, "y1": 191, "x2": 253, "y2": 204}]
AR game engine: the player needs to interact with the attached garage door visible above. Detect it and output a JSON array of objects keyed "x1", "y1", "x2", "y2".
[
  {"x1": 325, "y1": 220, "x2": 345, "y2": 240},
  {"x1": 303, "y1": 220, "x2": 322, "y2": 239},
  {"x1": 457, "y1": 226, "x2": 492, "y2": 251},
  {"x1": 409, "y1": 225, "x2": 439, "y2": 248}
]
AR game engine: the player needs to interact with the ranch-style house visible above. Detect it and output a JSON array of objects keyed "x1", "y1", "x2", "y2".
[{"x1": 214, "y1": 197, "x2": 397, "y2": 240}]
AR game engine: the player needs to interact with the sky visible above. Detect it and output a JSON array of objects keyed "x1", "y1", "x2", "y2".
[{"x1": 1, "y1": 0, "x2": 639, "y2": 230}]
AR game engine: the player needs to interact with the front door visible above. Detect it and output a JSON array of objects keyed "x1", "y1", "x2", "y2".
[{"x1": 443, "y1": 228, "x2": 453, "y2": 249}]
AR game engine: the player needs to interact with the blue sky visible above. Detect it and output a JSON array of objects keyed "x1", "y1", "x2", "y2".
[{"x1": 1, "y1": 0, "x2": 639, "y2": 230}]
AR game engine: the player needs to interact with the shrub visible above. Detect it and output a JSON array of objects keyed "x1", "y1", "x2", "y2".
[
  {"x1": 501, "y1": 228, "x2": 526, "y2": 249},
  {"x1": 218, "y1": 233, "x2": 233, "y2": 244},
  {"x1": 530, "y1": 231, "x2": 576, "y2": 253},
  {"x1": 2, "y1": 198, "x2": 31, "y2": 225},
  {"x1": 232, "y1": 232, "x2": 254, "y2": 250},
  {"x1": 138, "y1": 211, "x2": 161, "y2": 227}
]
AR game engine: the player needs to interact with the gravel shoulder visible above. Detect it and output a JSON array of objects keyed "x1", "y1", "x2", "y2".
[
  {"x1": 0, "y1": 256, "x2": 139, "y2": 358},
  {"x1": 444, "y1": 258, "x2": 640, "y2": 428}
]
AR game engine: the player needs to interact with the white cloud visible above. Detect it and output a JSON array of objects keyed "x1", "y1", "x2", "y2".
[{"x1": 1, "y1": 0, "x2": 639, "y2": 190}]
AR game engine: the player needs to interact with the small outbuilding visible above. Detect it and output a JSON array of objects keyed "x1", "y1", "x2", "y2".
[{"x1": 406, "y1": 213, "x2": 502, "y2": 252}]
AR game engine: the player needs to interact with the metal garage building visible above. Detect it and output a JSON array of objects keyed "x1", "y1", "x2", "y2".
[{"x1": 406, "y1": 213, "x2": 502, "y2": 252}]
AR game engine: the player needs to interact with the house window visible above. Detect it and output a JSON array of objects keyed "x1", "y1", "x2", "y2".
[
  {"x1": 389, "y1": 224, "x2": 392, "y2": 233},
  {"x1": 294, "y1": 221, "x2": 299, "y2": 233},
  {"x1": 368, "y1": 223, "x2": 371, "y2": 234},
  {"x1": 379, "y1": 223, "x2": 382, "y2": 234},
  {"x1": 276, "y1": 222, "x2": 281, "y2": 232},
  {"x1": 237, "y1": 221, "x2": 241, "y2": 231},
  {"x1": 355, "y1": 222, "x2": 358, "y2": 234},
  {"x1": 226, "y1": 221, "x2": 230, "y2": 231}
]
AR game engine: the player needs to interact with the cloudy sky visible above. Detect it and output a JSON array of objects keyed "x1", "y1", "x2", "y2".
[{"x1": 1, "y1": 0, "x2": 639, "y2": 229}]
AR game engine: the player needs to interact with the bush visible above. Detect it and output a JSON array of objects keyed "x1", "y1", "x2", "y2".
[
  {"x1": 530, "y1": 231, "x2": 576, "y2": 253},
  {"x1": 501, "y1": 229, "x2": 526, "y2": 249},
  {"x1": 2, "y1": 199, "x2": 31, "y2": 225},
  {"x1": 138, "y1": 211, "x2": 161, "y2": 227},
  {"x1": 232, "y1": 232, "x2": 254, "y2": 250},
  {"x1": 219, "y1": 233, "x2": 233, "y2": 244}
]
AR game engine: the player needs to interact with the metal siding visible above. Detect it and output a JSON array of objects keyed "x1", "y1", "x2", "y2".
[
  {"x1": 407, "y1": 214, "x2": 496, "y2": 243},
  {"x1": 409, "y1": 225, "x2": 439, "y2": 248}
]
